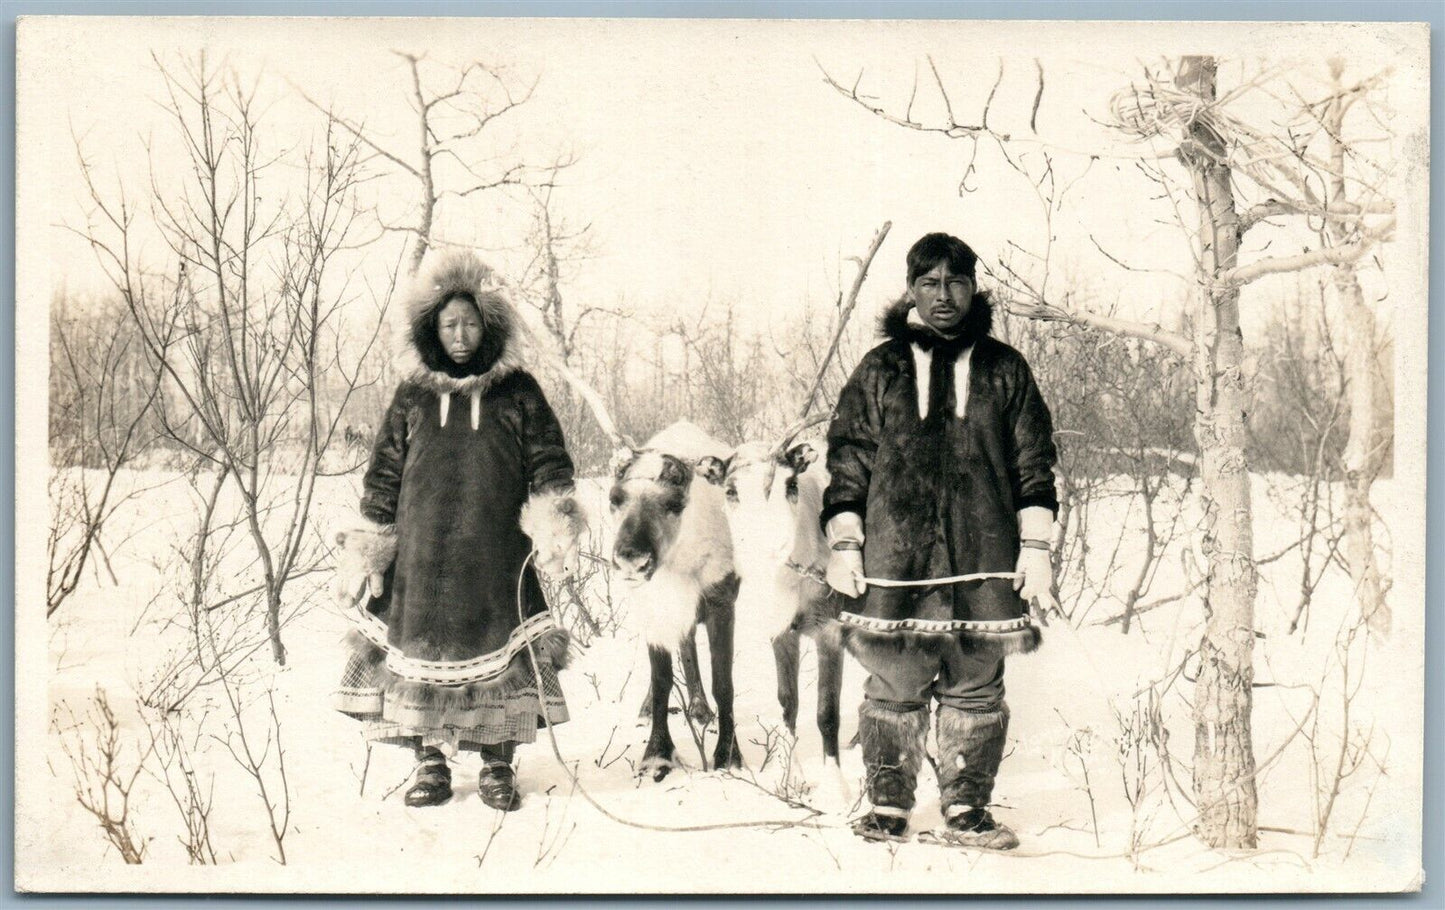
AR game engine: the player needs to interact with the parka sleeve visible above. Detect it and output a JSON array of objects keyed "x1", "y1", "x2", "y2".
[
  {"x1": 821, "y1": 351, "x2": 886, "y2": 530},
  {"x1": 1008, "y1": 354, "x2": 1060, "y2": 514},
  {"x1": 359, "y1": 386, "x2": 411, "y2": 525},
  {"x1": 515, "y1": 372, "x2": 577, "y2": 495}
]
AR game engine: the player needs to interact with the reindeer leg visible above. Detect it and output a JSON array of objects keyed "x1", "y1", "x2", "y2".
[
  {"x1": 679, "y1": 627, "x2": 715, "y2": 728},
  {"x1": 772, "y1": 627, "x2": 801, "y2": 736},
  {"x1": 816, "y1": 628, "x2": 844, "y2": 764},
  {"x1": 636, "y1": 678, "x2": 652, "y2": 725},
  {"x1": 704, "y1": 574, "x2": 742, "y2": 771},
  {"x1": 639, "y1": 646, "x2": 678, "y2": 782}
]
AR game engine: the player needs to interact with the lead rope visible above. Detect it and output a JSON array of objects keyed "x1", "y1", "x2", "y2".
[
  {"x1": 863, "y1": 570, "x2": 1019, "y2": 588},
  {"x1": 788, "y1": 560, "x2": 1115, "y2": 707},
  {"x1": 787, "y1": 560, "x2": 1019, "y2": 588},
  {"x1": 515, "y1": 549, "x2": 827, "y2": 833}
]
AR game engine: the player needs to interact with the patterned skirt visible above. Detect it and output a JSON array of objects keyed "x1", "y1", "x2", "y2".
[{"x1": 333, "y1": 636, "x2": 569, "y2": 753}]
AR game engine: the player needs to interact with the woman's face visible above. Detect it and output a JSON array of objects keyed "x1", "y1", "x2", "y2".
[{"x1": 437, "y1": 298, "x2": 483, "y2": 364}]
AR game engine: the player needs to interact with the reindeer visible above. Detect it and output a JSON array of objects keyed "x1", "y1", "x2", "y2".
[
  {"x1": 697, "y1": 417, "x2": 850, "y2": 797},
  {"x1": 609, "y1": 421, "x2": 742, "y2": 781}
]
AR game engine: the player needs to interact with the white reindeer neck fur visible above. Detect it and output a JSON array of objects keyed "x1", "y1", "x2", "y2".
[
  {"x1": 728, "y1": 453, "x2": 830, "y2": 640},
  {"x1": 669, "y1": 476, "x2": 735, "y2": 587},
  {"x1": 632, "y1": 566, "x2": 705, "y2": 649},
  {"x1": 619, "y1": 421, "x2": 736, "y2": 649}
]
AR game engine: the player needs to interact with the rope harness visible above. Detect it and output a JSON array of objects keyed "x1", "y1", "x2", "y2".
[{"x1": 510, "y1": 551, "x2": 1100, "y2": 835}]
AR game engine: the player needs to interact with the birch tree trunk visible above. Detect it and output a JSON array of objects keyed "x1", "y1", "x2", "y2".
[
  {"x1": 1177, "y1": 55, "x2": 1259, "y2": 849},
  {"x1": 1326, "y1": 59, "x2": 1390, "y2": 637}
]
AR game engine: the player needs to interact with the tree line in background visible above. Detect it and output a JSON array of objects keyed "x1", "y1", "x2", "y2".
[{"x1": 49, "y1": 273, "x2": 1393, "y2": 480}]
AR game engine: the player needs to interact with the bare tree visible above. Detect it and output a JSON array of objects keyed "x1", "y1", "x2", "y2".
[
  {"x1": 141, "y1": 702, "x2": 219, "y2": 865},
  {"x1": 1316, "y1": 60, "x2": 1393, "y2": 636},
  {"x1": 47, "y1": 292, "x2": 170, "y2": 616},
  {"x1": 76, "y1": 53, "x2": 387, "y2": 664},
  {"x1": 51, "y1": 689, "x2": 155, "y2": 864},
  {"x1": 824, "y1": 54, "x2": 1397, "y2": 849},
  {"x1": 301, "y1": 51, "x2": 555, "y2": 276}
]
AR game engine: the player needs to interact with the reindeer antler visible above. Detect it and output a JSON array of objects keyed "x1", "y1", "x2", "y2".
[{"x1": 770, "y1": 411, "x2": 831, "y2": 461}]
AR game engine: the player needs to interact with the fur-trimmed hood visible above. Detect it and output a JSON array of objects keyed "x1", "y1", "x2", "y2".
[
  {"x1": 878, "y1": 292, "x2": 994, "y2": 352},
  {"x1": 396, "y1": 251, "x2": 528, "y2": 395}
]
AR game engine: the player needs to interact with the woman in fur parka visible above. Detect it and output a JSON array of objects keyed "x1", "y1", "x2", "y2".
[
  {"x1": 332, "y1": 251, "x2": 586, "y2": 810},
  {"x1": 822, "y1": 233, "x2": 1060, "y2": 849}
]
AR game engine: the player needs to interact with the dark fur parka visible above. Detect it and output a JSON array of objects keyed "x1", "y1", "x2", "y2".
[
  {"x1": 821, "y1": 295, "x2": 1058, "y2": 658},
  {"x1": 354, "y1": 252, "x2": 574, "y2": 694}
]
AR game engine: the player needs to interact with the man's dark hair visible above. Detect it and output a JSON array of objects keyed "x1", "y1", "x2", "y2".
[{"x1": 906, "y1": 233, "x2": 979, "y2": 284}]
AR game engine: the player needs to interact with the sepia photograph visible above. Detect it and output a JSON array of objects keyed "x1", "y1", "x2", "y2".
[{"x1": 12, "y1": 13, "x2": 1432, "y2": 894}]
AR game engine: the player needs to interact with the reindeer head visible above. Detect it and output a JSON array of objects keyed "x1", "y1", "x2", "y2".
[
  {"x1": 698, "y1": 441, "x2": 819, "y2": 577},
  {"x1": 608, "y1": 448, "x2": 696, "y2": 582}
]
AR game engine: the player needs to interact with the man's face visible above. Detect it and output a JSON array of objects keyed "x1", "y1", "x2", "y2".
[{"x1": 909, "y1": 262, "x2": 973, "y2": 334}]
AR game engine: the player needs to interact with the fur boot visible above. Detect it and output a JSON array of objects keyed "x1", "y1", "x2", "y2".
[
  {"x1": 857, "y1": 700, "x2": 929, "y2": 826},
  {"x1": 477, "y1": 741, "x2": 522, "y2": 812},
  {"x1": 933, "y1": 703, "x2": 1018, "y2": 850}
]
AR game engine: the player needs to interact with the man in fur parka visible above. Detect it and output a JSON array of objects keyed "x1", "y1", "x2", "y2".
[
  {"x1": 332, "y1": 251, "x2": 586, "y2": 811},
  {"x1": 822, "y1": 232, "x2": 1059, "y2": 848}
]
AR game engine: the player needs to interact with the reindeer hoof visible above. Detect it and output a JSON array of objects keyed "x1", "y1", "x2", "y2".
[
  {"x1": 639, "y1": 753, "x2": 677, "y2": 782},
  {"x1": 712, "y1": 742, "x2": 743, "y2": 771}
]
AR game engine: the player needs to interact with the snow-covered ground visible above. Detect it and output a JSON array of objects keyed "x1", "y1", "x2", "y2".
[{"x1": 20, "y1": 468, "x2": 1424, "y2": 893}]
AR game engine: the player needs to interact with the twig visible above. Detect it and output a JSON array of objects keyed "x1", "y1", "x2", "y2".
[{"x1": 797, "y1": 221, "x2": 891, "y2": 417}]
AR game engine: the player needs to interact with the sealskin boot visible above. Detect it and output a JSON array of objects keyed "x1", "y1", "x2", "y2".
[
  {"x1": 854, "y1": 700, "x2": 927, "y2": 843},
  {"x1": 404, "y1": 748, "x2": 453, "y2": 808},
  {"x1": 477, "y1": 759, "x2": 522, "y2": 812},
  {"x1": 852, "y1": 811, "x2": 911, "y2": 843},
  {"x1": 928, "y1": 704, "x2": 1018, "y2": 850}
]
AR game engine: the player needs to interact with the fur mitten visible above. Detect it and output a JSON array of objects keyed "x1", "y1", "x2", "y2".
[
  {"x1": 333, "y1": 518, "x2": 397, "y2": 607},
  {"x1": 520, "y1": 488, "x2": 588, "y2": 578}
]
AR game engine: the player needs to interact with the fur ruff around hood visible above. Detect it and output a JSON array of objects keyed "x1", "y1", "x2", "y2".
[
  {"x1": 396, "y1": 251, "x2": 529, "y2": 395},
  {"x1": 878, "y1": 292, "x2": 994, "y2": 352}
]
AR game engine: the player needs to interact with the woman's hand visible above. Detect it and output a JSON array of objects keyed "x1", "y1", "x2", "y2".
[
  {"x1": 1014, "y1": 545, "x2": 1058, "y2": 618},
  {"x1": 521, "y1": 490, "x2": 588, "y2": 579},
  {"x1": 332, "y1": 521, "x2": 397, "y2": 607}
]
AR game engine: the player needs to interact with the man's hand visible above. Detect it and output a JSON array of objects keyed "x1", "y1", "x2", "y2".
[
  {"x1": 826, "y1": 549, "x2": 867, "y2": 599},
  {"x1": 1014, "y1": 546, "x2": 1058, "y2": 618}
]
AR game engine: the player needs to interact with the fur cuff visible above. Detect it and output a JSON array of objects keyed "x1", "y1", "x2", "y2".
[
  {"x1": 336, "y1": 517, "x2": 397, "y2": 577},
  {"x1": 825, "y1": 511, "x2": 866, "y2": 546},
  {"x1": 520, "y1": 488, "x2": 588, "y2": 568},
  {"x1": 1018, "y1": 506, "x2": 1054, "y2": 542}
]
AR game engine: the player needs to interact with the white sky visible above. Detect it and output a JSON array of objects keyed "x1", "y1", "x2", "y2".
[{"x1": 18, "y1": 17, "x2": 1428, "y2": 340}]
